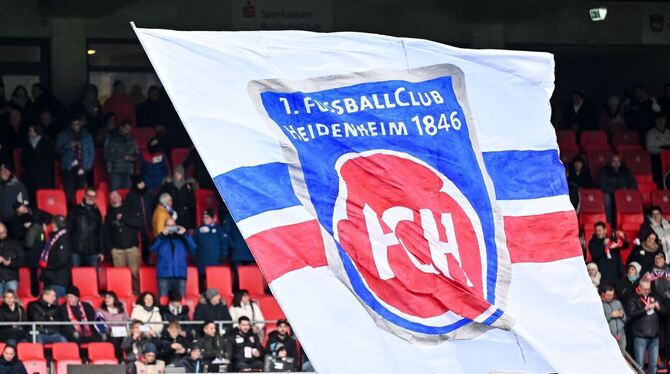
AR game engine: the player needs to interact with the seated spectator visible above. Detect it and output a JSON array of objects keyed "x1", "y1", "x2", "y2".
[
  {"x1": 125, "y1": 175, "x2": 155, "y2": 265},
  {"x1": 0, "y1": 290, "x2": 28, "y2": 346},
  {"x1": 96, "y1": 112, "x2": 118, "y2": 148},
  {"x1": 158, "y1": 320, "x2": 190, "y2": 365},
  {"x1": 4, "y1": 108, "x2": 26, "y2": 151},
  {"x1": 266, "y1": 320, "x2": 297, "y2": 360},
  {"x1": 230, "y1": 289, "x2": 265, "y2": 339},
  {"x1": 175, "y1": 342, "x2": 205, "y2": 373},
  {"x1": 140, "y1": 137, "x2": 170, "y2": 193},
  {"x1": 193, "y1": 209, "x2": 228, "y2": 290},
  {"x1": 194, "y1": 288, "x2": 233, "y2": 334},
  {"x1": 57, "y1": 286, "x2": 101, "y2": 344},
  {"x1": 562, "y1": 90, "x2": 597, "y2": 131},
  {"x1": 627, "y1": 278, "x2": 663, "y2": 373},
  {"x1": 160, "y1": 290, "x2": 189, "y2": 322},
  {"x1": 150, "y1": 217, "x2": 196, "y2": 297},
  {"x1": 55, "y1": 114, "x2": 94, "y2": 206},
  {"x1": 566, "y1": 156, "x2": 592, "y2": 209},
  {"x1": 152, "y1": 193, "x2": 176, "y2": 238},
  {"x1": 131, "y1": 292, "x2": 163, "y2": 337},
  {"x1": 0, "y1": 222, "x2": 23, "y2": 294},
  {"x1": 104, "y1": 120, "x2": 138, "y2": 190},
  {"x1": 121, "y1": 320, "x2": 152, "y2": 365},
  {"x1": 104, "y1": 190, "x2": 141, "y2": 294},
  {"x1": 0, "y1": 163, "x2": 28, "y2": 224},
  {"x1": 0, "y1": 345, "x2": 27, "y2": 374},
  {"x1": 601, "y1": 284, "x2": 627, "y2": 353},
  {"x1": 10, "y1": 201, "x2": 51, "y2": 295},
  {"x1": 598, "y1": 154, "x2": 637, "y2": 224},
  {"x1": 628, "y1": 231, "x2": 662, "y2": 276},
  {"x1": 68, "y1": 187, "x2": 103, "y2": 267},
  {"x1": 232, "y1": 316, "x2": 265, "y2": 372},
  {"x1": 639, "y1": 206, "x2": 670, "y2": 259},
  {"x1": 263, "y1": 345, "x2": 297, "y2": 373},
  {"x1": 199, "y1": 321, "x2": 232, "y2": 371},
  {"x1": 39, "y1": 215, "x2": 71, "y2": 297},
  {"x1": 588, "y1": 222, "x2": 626, "y2": 284},
  {"x1": 97, "y1": 291, "x2": 130, "y2": 359},
  {"x1": 27, "y1": 288, "x2": 67, "y2": 344},
  {"x1": 647, "y1": 113, "x2": 670, "y2": 155},
  {"x1": 599, "y1": 95, "x2": 627, "y2": 133},
  {"x1": 159, "y1": 165, "x2": 197, "y2": 229},
  {"x1": 128, "y1": 342, "x2": 165, "y2": 374},
  {"x1": 21, "y1": 124, "x2": 54, "y2": 202},
  {"x1": 103, "y1": 81, "x2": 136, "y2": 127}
]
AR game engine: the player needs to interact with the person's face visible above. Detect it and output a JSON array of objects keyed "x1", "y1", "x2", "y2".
[
  {"x1": 0, "y1": 224, "x2": 7, "y2": 240},
  {"x1": 143, "y1": 294, "x2": 154, "y2": 307},
  {"x1": 652, "y1": 210, "x2": 663, "y2": 224},
  {"x1": 16, "y1": 205, "x2": 28, "y2": 215},
  {"x1": 572, "y1": 93, "x2": 583, "y2": 105},
  {"x1": 239, "y1": 320, "x2": 251, "y2": 334},
  {"x1": 109, "y1": 192, "x2": 122, "y2": 207},
  {"x1": 27, "y1": 126, "x2": 37, "y2": 139},
  {"x1": 104, "y1": 294, "x2": 115, "y2": 306},
  {"x1": 165, "y1": 198, "x2": 173, "y2": 208},
  {"x1": 131, "y1": 324, "x2": 141, "y2": 335},
  {"x1": 43, "y1": 290, "x2": 56, "y2": 305},
  {"x1": 2, "y1": 347, "x2": 15, "y2": 362},
  {"x1": 3, "y1": 292, "x2": 15, "y2": 306},
  {"x1": 165, "y1": 218, "x2": 176, "y2": 228},
  {"x1": 120, "y1": 124, "x2": 132, "y2": 136},
  {"x1": 573, "y1": 160, "x2": 583, "y2": 172},
  {"x1": 106, "y1": 115, "x2": 117, "y2": 128},
  {"x1": 190, "y1": 349, "x2": 202, "y2": 360},
  {"x1": 278, "y1": 350, "x2": 287, "y2": 358},
  {"x1": 39, "y1": 111, "x2": 52, "y2": 126},
  {"x1": 9, "y1": 110, "x2": 21, "y2": 127},
  {"x1": 66, "y1": 294, "x2": 78, "y2": 306},
  {"x1": 603, "y1": 290, "x2": 615, "y2": 302},
  {"x1": 203, "y1": 323, "x2": 216, "y2": 337},
  {"x1": 640, "y1": 282, "x2": 652, "y2": 297},
  {"x1": 595, "y1": 226, "x2": 606, "y2": 238},
  {"x1": 588, "y1": 267, "x2": 597, "y2": 277},
  {"x1": 210, "y1": 294, "x2": 221, "y2": 305},
  {"x1": 241, "y1": 294, "x2": 250, "y2": 304},
  {"x1": 656, "y1": 117, "x2": 667, "y2": 130},
  {"x1": 202, "y1": 215, "x2": 213, "y2": 225},
  {"x1": 144, "y1": 352, "x2": 156, "y2": 364},
  {"x1": 149, "y1": 88, "x2": 160, "y2": 101},
  {"x1": 0, "y1": 166, "x2": 10, "y2": 181},
  {"x1": 168, "y1": 325, "x2": 180, "y2": 337},
  {"x1": 71, "y1": 120, "x2": 82, "y2": 133},
  {"x1": 610, "y1": 156, "x2": 621, "y2": 169},
  {"x1": 174, "y1": 171, "x2": 184, "y2": 182},
  {"x1": 628, "y1": 266, "x2": 638, "y2": 277},
  {"x1": 84, "y1": 190, "x2": 97, "y2": 205},
  {"x1": 656, "y1": 256, "x2": 666, "y2": 268},
  {"x1": 646, "y1": 234, "x2": 658, "y2": 247},
  {"x1": 277, "y1": 324, "x2": 288, "y2": 335}
]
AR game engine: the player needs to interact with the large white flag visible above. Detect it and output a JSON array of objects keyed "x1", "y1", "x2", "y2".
[{"x1": 133, "y1": 25, "x2": 631, "y2": 373}]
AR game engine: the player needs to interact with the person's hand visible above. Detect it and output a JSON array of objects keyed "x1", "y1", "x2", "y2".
[
  {"x1": 23, "y1": 222, "x2": 31, "y2": 228},
  {"x1": 162, "y1": 227, "x2": 170, "y2": 236},
  {"x1": 171, "y1": 342, "x2": 182, "y2": 351},
  {"x1": 252, "y1": 348, "x2": 260, "y2": 358},
  {"x1": 252, "y1": 325, "x2": 260, "y2": 334},
  {"x1": 604, "y1": 238, "x2": 610, "y2": 245},
  {"x1": 116, "y1": 213, "x2": 122, "y2": 220},
  {"x1": 634, "y1": 238, "x2": 641, "y2": 246},
  {"x1": 645, "y1": 303, "x2": 655, "y2": 311},
  {"x1": 98, "y1": 254, "x2": 104, "y2": 263},
  {"x1": 655, "y1": 302, "x2": 661, "y2": 310},
  {"x1": 177, "y1": 226, "x2": 186, "y2": 235}
]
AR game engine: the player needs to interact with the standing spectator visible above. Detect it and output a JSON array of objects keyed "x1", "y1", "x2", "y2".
[
  {"x1": 140, "y1": 137, "x2": 170, "y2": 192},
  {"x1": 27, "y1": 288, "x2": 67, "y2": 344},
  {"x1": 639, "y1": 206, "x2": 670, "y2": 259},
  {"x1": 562, "y1": 90, "x2": 597, "y2": 131},
  {"x1": 587, "y1": 262, "x2": 601, "y2": 288},
  {"x1": 31, "y1": 83, "x2": 64, "y2": 121},
  {"x1": 160, "y1": 165, "x2": 197, "y2": 229},
  {"x1": 130, "y1": 292, "x2": 163, "y2": 337},
  {"x1": 11, "y1": 202, "x2": 50, "y2": 296},
  {"x1": 588, "y1": 222, "x2": 626, "y2": 284},
  {"x1": 121, "y1": 320, "x2": 151, "y2": 365},
  {"x1": 128, "y1": 342, "x2": 165, "y2": 374},
  {"x1": 0, "y1": 345, "x2": 27, "y2": 374},
  {"x1": 152, "y1": 193, "x2": 176, "y2": 238},
  {"x1": 158, "y1": 320, "x2": 190, "y2": 365},
  {"x1": 599, "y1": 95, "x2": 627, "y2": 134},
  {"x1": 136, "y1": 85, "x2": 162, "y2": 128},
  {"x1": 57, "y1": 286, "x2": 101, "y2": 344},
  {"x1": 129, "y1": 84, "x2": 145, "y2": 107},
  {"x1": 199, "y1": 321, "x2": 232, "y2": 371},
  {"x1": 193, "y1": 288, "x2": 233, "y2": 334},
  {"x1": 0, "y1": 290, "x2": 28, "y2": 346},
  {"x1": 229, "y1": 222, "x2": 254, "y2": 266},
  {"x1": 626, "y1": 84, "x2": 661, "y2": 132},
  {"x1": 104, "y1": 191, "x2": 141, "y2": 294},
  {"x1": 160, "y1": 290, "x2": 189, "y2": 322},
  {"x1": 229, "y1": 289, "x2": 265, "y2": 339},
  {"x1": 55, "y1": 114, "x2": 94, "y2": 206},
  {"x1": 232, "y1": 316, "x2": 265, "y2": 371},
  {"x1": 0, "y1": 222, "x2": 22, "y2": 294},
  {"x1": 9, "y1": 86, "x2": 32, "y2": 114},
  {"x1": 615, "y1": 261, "x2": 640, "y2": 304},
  {"x1": 95, "y1": 112, "x2": 118, "y2": 148},
  {"x1": 598, "y1": 154, "x2": 637, "y2": 225},
  {"x1": 4, "y1": 108, "x2": 26, "y2": 151},
  {"x1": 21, "y1": 124, "x2": 54, "y2": 202},
  {"x1": 37, "y1": 109, "x2": 62, "y2": 141},
  {"x1": 567, "y1": 156, "x2": 592, "y2": 209},
  {"x1": 150, "y1": 217, "x2": 196, "y2": 297},
  {"x1": 104, "y1": 120, "x2": 138, "y2": 190},
  {"x1": 174, "y1": 342, "x2": 205, "y2": 373},
  {"x1": 125, "y1": 175, "x2": 154, "y2": 265},
  {"x1": 68, "y1": 187, "x2": 103, "y2": 267},
  {"x1": 103, "y1": 81, "x2": 136, "y2": 127},
  {"x1": 0, "y1": 163, "x2": 28, "y2": 224},
  {"x1": 601, "y1": 284, "x2": 627, "y2": 353},
  {"x1": 629, "y1": 231, "x2": 662, "y2": 276},
  {"x1": 70, "y1": 84, "x2": 102, "y2": 131},
  {"x1": 193, "y1": 209, "x2": 228, "y2": 291},
  {"x1": 97, "y1": 291, "x2": 130, "y2": 359},
  {"x1": 266, "y1": 319, "x2": 297, "y2": 360},
  {"x1": 38, "y1": 216, "x2": 71, "y2": 297},
  {"x1": 628, "y1": 278, "x2": 663, "y2": 374}
]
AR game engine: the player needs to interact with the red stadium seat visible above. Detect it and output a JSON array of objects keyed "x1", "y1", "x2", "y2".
[
  {"x1": 586, "y1": 150, "x2": 612, "y2": 181},
  {"x1": 614, "y1": 189, "x2": 644, "y2": 228},
  {"x1": 53, "y1": 161, "x2": 63, "y2": 189},
  {"x1": 556, "y1": 130, "x2": 577, "y2": 149},
  {"x1": 116, "y1": 188, "x2": 130, "y2": 199},
  {"x1": 105, "y1": 267, "x2": 133, "y2": 297},
  {"x1": 196, "y1": 189, "x2": 220, "y2": 226},
  {"x1": 238, "y1": 265, "x2": 266, "y2": 297},
  {"x1": 205, "y1": 266, "x2": 233, "y2": 299},
  {"x1": 0, "y1": 342, "x2": 4, "y2": 353},
  {"x1": 36, "y1": 189, "x2": 67, "y2": 216},
  {"x1": 12, "y1": 148, "x2": 23, "y2": 179},
  {"x1": 52, "y1": 342, "x2": 82, "y2": 374},
  {"x1": 72, "y1": 267, "x2": 99, "y2": 297},
  {"x1": 93, "y1": 149, "x2": 108, "y2": 188},
  {"x1": 139, "y1": 267, "x2": 158, "y2": 295},
  {"x1": 662, "y1": 151, "x2": 670, "y2": 176},
  {"x1": 259, "y1": 295, "x2": 286, "y2": 337},
  {"x1": 611, "y1": 130, "x2": 639, "y2": 148},
  {"x1": 580, "y1": 130, "x2": 610, "y2": 152},
  {"x1": 87, "y1": 342, "x2": 118, "y2": 364},
  {"x1": 623, "y1": 150, "x2": 652, "y2": 176},
  {"x1": 638, "y1": 182, "x2": 658, "y2": 207},
  {"x1": 75, "y1": 189, "x2": 108, "y2": 217},
  {"x1": 17, "y1": 342, "x2": 45, "y2": 360},
  {"x1": 171, "y1": 147, "x2": 193, "y2": 176},
  {"x1": 17, "y1": 267, "x2": 32, "y2": 298},
  {"x1": 80, "y1": 295, "x2": 103, "y2": 309},
  {"x1": 651, "y1": 190, "x2": 670, "y2": 218},
  {"x1": 186, "y1": 266, "x2": 199, "y2": 298},
  {"x1": 578, "y1": 189, "x2": 606, "y2": 225},
  {"x1": 559, "y1": 147, "x2": 580, "y2": 165},
  {"x1": 615, "y1": 144, "x2": 643, "y2": 154}
]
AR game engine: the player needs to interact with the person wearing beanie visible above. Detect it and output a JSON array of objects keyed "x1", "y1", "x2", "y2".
[
  {"x1": 129, "y1": 341, "x2": 166, "y2": 374},
  {"x1": 616, "y1": 261, "x2": 643, "y2": 305},
  {"x1": 158, "y1": 164, "x2": 197, "y2": 229},
  {"x1": 175, "y1": 342, "x2": 207, "y2": 373},
  {"x1": 140, "y1": 137, "x2": 170, "y2": 193},
  {"x1": 193, "y1": 209, "x2": 229, "y2": 291},
  {"x1": 125, "y1": 175, "x2": 155, "y2": 265},
  {"x1": 160, "y1": 290, "x2": 189, "y2": 322},
  {"x1": 0, "y1": 162, "x2": 28, "y2": 224},
  {"x1": 56, "y1": 286, "x2": 100, "y2": 344},
  {"x1": 193, "y1": 288, "x2": 233, "y2": 335}
]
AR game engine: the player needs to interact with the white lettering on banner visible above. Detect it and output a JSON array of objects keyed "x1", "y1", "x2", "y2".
[
  {"x1": 292, "y1": 88, "x2": 445, "y2": 115},
  {"x1": 282, "y1": 121, "x2": 408, "y2": 142}
]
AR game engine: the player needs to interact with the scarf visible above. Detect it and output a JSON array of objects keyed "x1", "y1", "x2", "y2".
[
  {"x1": 604, "y1": 231, "x2": 626, "y2": 259},
  {"x1": 29, "y1": 135, "x2": 41, "y2": 149},
  {"x1": 162, "y1": 203, "x2": 177, "y2": 220},
  {"x1": 39, "y1": 229, "x2": 67, "y2": 268},
  {"x1": 644, "y1": 268, "x2": 670, "y2": 282},
  {"x1": 143, "y1": 151, "x2": 164, "y2": 164},
  {"x1": 71, "y1": 131, "x2": 83, "y2": 172},
  {"x1": 67, "y1": 302, "x2": 92, "y2": 337}
]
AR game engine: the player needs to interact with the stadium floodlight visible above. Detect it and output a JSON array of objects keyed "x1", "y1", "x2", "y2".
[{"x1": 589, "y1": 7, "x2": 607, "y2": 21}]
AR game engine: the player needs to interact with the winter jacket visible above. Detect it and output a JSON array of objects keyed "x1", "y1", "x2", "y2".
[
  {"x1": 68, "y1": 202, "x2": 103, "y2": 255},
  {"x1": 158, "y1": 331, "x2": 190, "y2": 364},
  {"x1": 103, "y1": 94, "x2": 136, "y2": 127},
  {"x1": 159, "y1": 181, "x2": 197, "y2": 229},
  {"x1": 263, "y1": 356, "x2": 296, "y2": 372},
  {"x1": 151, "y1": 205, "x2": 171, "y2": 238},
  {"x1": 140, "y1": 152, "x2": 169, "y2": 191},
  {"x1": 39, "y1": 229, "x2": 71, "y2": 286},
  {"x1": 0, "y1": 303, "x2": 27, "y2": 342},
  {"x1": 232, "y1": 328, "x2": 264, "y2": 369},
  {"x1": 129, "y1": 360, "x2": 166, "y2": 374},
  {"x1": 193, "y1": 301, "x2": 233, "y2": 331},
  {"x1": 174, "y1": 357, "x2": 205, "y2": 373},
  {"x1": 628, "y1": 245, "x2": 661, "y2": 276},
  {"x1": 103, "y1": 204, "x2": 140, "y2": 251},
  {"x1": 200, "y1": 334, "x2": 233, "y2": 362},
  {"x1": 598, "y1": 165, "x2": 637, "y2": 194},
  {"x1": 602, "y1": 299, "x2": 627, "y2": 340},
  {"x1": 266, "y1": 331, "x2": 297, "y2": 359},
  {"x1": 121, "y1": 335, "x2": 151, "y2": 363},
  {"x1": 193, "y1": 224, "x2": 228, "y2": 274},
  {"x1": 21, "y1": 136, "x2": 54, "y2": 195},
  {"x1": 0, "y1": 356, "x2": 27, "y2": 374},
  {"x1": 150, "y1": 234, "x2": 196, "y2": 279},
  {"x1": 28, "y1": 298, "x2": 61, "y2": 335},
  {"x1": 639, "y1": 216, "x2": 670, "y2": 259},
  {"x1": 130, "y1": 304, "x2": 164, "y2": 336},
  {"x1": 125, "y1": 189, "x2": 154, "y2": 240},
  {"x1": 627, "y1": 291, "x2": 664, "y2": 338},
  {"x1": 0, "y1": 238, "x2": 23, "y2": 282},
  {"x1": 228, "y1": 222, "x2": 253, "y2": 263},
  {"x1": 104, "y1": 132, "x2": 138, "y2": 175},
  {"x1": 56, "y1": 301, "x2": 100, "y2": 342},
  {"x1": 55, "y1": 129, "x2": 94, "y2": 172},
  {"x1": 0, "y1": 176, "x2": 28, "y2": 223},
  {"x1": 230, "y1": 302, "x2": 265, "y2": 332},
  {"x1": 647, "y1": 127, "x2": 670, "y2": 154},
  {"x1": 588, "y1": 235, "x2": 624, "y2": 282},
  {"x1": 159, "y1": 304, "x2": 189, "y2": 323}
]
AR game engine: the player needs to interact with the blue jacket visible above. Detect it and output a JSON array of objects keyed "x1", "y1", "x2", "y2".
[
  {"x1": 140, "y1": 152, "x2": 169, "y2": 190},
  {"x1": 55, "y1": 129, "x2": 94, "y2": 171},
  {"x1": 150, "y1": 234, "x2": 197, "y2": 279},
  {"x1": 227, "y1": 221, "x2": 254, "y2": 263},
  {"x1": 193, "y1": 224, "x2": 229, "y2": 274}
]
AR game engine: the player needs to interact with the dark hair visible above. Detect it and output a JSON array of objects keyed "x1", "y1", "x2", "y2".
[
  {"x1": 100, "y1": 291, "x2": 124, "y2": 313},
  {"x1": 594, "y1": 221, "x2": 606, "y2": 229},
  {"x1": 103, "y1": 112, "x2": 117, "y2": 125},
  {"x1": 168, "y1": 289, "x2": 182, "y2": 303},
  {"x1": 136, "y1": 292, "x2": 156, "y2": 308},
  {"x1": 53, "y1": 215, "x2": 67, "y2": 230},
  {"x1": 232, "y1": 289, "x2": 249, "y2": 308},
  {"x1": 238, "y1": 316, "x2": 250, "y2": 324},
  {"x1": 650, "y1": 205, "x2": 663, "y2": 215},
  {"x1": 129, "y1": 319, "x2": 143, "y2": 329},
  {"x1": 11, "y1": 85, "x2": 28, "y2": 98},
  {"x1": 29, "y1": 124, "x2": 45, "y2": 136},
  {"x1": 599, "y1": 283, "x2": 615, "y2": 294},
  {"x1": 202, "y1": 320, "x2": 216, "y2": 332},
  {"x1": 168, "y1": 320, "x2": 181, "y2": 330},
  {"x1": 32, "y1": 83, "x2": 45, "y2": 92}
]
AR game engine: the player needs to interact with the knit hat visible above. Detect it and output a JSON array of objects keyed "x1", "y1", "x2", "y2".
[
  {"x1": 143, "y1": 342, "x2": 158, "y2": 354},
  {"x1": 174, "y1": 165, "x2": 185, "y2": 176},
  {"x1": 204, "y1": 288, "x2": 219, "y2": 301},
  {"x1": 629, "y1": 262, "x2": 642, "y2": 274},
  {"x1": 66, "y1": 286, "x2": 80, "y2": 298},
  {"x1": 202, "y1": 209, "x2": 214, "y2": 218},
  {"x1": 656, "y1": 252, "x2": 666, "y2": 259},
  {"x1": 190, "y1": 342, "x2": 202, "y2": 351}
]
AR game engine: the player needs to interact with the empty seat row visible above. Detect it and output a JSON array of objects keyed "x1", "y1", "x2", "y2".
[
  {"x1": 557, "y1": 130, "x2": 640, "y2": 153},
  {"x1": 0, "y1": 342, "x2": 117, "y2": 374}
]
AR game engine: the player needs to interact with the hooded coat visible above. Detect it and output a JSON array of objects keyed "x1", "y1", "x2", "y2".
[{"x1": 0, "y1": 353, "x2": 27, "y2": 374}]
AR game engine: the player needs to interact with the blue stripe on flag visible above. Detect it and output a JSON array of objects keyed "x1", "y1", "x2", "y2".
[
  {"x1": 483, "y1": 150, "x2": 567, "y2": 200},
  {"x1": 213, "y1": 163, "x2": 300, "y2": 221}
]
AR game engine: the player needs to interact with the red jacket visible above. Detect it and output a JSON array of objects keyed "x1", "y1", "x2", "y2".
[{"x1": 103, "y1": 94, "x2": 136, "y2": 127}]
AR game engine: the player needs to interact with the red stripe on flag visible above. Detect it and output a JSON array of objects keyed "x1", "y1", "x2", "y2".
[
  {"x1": 504, "y1": 211, "x2": 582, "y2": 263},
  {"x1": 245, "y1": 219, "x2": 328, "y2": 283}
]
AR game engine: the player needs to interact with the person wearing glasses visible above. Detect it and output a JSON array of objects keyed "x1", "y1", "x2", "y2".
[{"x1": 68, "y1": 187, "x2": 103, "y2": 267}]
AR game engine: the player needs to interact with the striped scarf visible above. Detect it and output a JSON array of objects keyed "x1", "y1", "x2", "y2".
[
  {"x1": 39, "y1": 229, "x2": 67, "y2": 269},
  {"x1": 67, "y1": 303, "x2": 91, "y2": 337}
]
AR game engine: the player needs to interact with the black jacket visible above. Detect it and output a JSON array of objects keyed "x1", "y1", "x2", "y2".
[
  {"x1": 159, "y1": 182, "x2": 196, "y2": 229},
  {"x1": 39, "y1": 229, "x2": 71, "y2": 286},
  {"x1": 27, "y1": 298, "x2": 60, "y2": 335},
  {"x1": 0, "y1": 356, "x2": 27, "y2": 374},
  {"x1": 0, "y1": 303, "x2": 27, "y2": 342},
  {"x1": 68, "y1": 202, "x2": 103, "y2": 255},
  {"x1": 159, "y1": 304, "x2": 189, "y2": 323},
  {"x1": 10, "y1": 210, "x2": 50, "y2": 268},
  {"x1": 588, "y1": 235, "x2": 625, "y2": 282},
  {"x1": 266, "y1": 331, "x2": 297, "y2": 359},
  {"x1": 200, "y1": 334, "x2": 233, "y2": 362},
  {"x1": 56, "y1": 301, "x2": 100, "y2": 342},
  {"x1": 628, "y1": 246, "x2": 660, "y2": 276},
  {"x1": 21, "y1": 137, "x2": 54, "y2": 195},
  {"x1": 124, "y1": 188, "x2": 155, "y2": 240},
  {"x1": 598, "y1": 165, "x2": 637, "y2": 194},
  {"x1": 0, "y1": 238, "x2": 23, "y2": 282},
  {"x1": 193, "y1": 301, "x2": 233, "y2": 330},
  {"x1": 232, "y1": 328, "x2": 264, "y2": 366},
  {"x1": 175, "y1": 357, "x2": 206, "y2": 373},
  {"x1": 627, "y1": 291, "x2": 664, "y2": 338},
  {"x1": 158, "y1": 331, "x2": 191, "y2": 365},
  {"x1": 103, "y1": 204, "x2": 140, "y2": 251}
]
